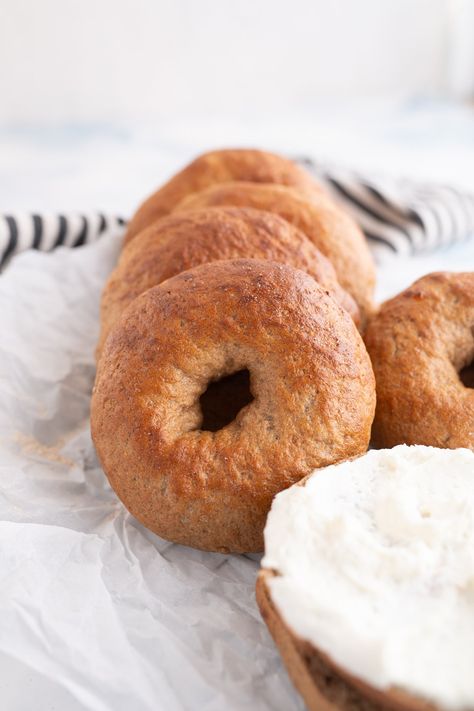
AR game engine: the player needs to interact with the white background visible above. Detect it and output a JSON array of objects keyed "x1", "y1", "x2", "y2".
[
  {"x1": 1, "y1": 0, "x2": 473, "y2": 124},
  {"x1": 0, "y1": 0, "x2": 474, "y2": 217}
]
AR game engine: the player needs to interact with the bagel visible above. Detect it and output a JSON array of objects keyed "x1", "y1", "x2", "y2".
[
  {"x1": 175, "y1": 181, "x2": 375, "y2": 325},
  {"x1": 98, "y1": 206, "x2": 359, "y2": 358},
  {"x1": 91, "y1": 259, "x2": 375, "y2": 553},
  {"x1": 258, "y1": 445, "x2": 474, "y2": 711},
  {"x1": 124, "y1": 148, "x2": 324, "y2": 244},
  {"x1": 364, "y1": 272, "x2": 474, "y2": 449}
]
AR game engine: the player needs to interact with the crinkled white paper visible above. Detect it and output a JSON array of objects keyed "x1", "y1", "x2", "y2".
[
  {"x1": 1, "y1": 233, "x2": 473, "y2": 711},
  {"x1": 0, "y1": 235, "x2": 303, "y2": 711}
]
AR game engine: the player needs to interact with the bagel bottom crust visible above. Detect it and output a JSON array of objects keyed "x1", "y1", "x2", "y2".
[{"x1": 256, "y1": 571, "x2": 439, "y2": 711}]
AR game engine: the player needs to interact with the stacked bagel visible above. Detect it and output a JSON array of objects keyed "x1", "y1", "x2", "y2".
[
  {"x1": 91, "y1": 148, "x2": 377, "y2": 553},
  {"x1": 91, "y1": 148, "x2": 474, "y2": 711},
  {"x1": 255, "y1": 266, "x2": 474, "y2": 711}
]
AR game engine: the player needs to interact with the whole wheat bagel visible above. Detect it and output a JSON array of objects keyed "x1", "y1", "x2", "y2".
[
  {"x1": 98, "y1": 206, "x2": 359, "y2": 358},
  {"x1": 91, "y1": 259, "x2": 375, "y2": 553},
  {"x1": 364, "y1": 272, "x2": 474, "y2": 449},
  {"x1": 175, "y1": 181, "x2": 375, "y2": 325},
  {"x1": 124, "y1": 148, "x2": 324, "y2": 244}
]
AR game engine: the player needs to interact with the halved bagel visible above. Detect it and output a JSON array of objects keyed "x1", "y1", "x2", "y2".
[{"x1": 258, "y1": 446, "x2": 474, "y2": 711}]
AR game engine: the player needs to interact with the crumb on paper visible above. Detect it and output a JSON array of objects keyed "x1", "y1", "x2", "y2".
[{"x1": 12, "y1": 432, "x2": 74, "y2": 468}]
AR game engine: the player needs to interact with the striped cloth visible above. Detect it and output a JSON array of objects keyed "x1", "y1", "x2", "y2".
[
  {"x1": 1, "y1": 164, "x2": 474, "y2": 269},
  {"x1": 302, "y1": 158, "x2": 474, "y2": 261},
  {"x1": 0, "y1": 213, "x2": 126, "y2": 270}
]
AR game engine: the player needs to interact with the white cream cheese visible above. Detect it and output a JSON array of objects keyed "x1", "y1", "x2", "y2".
[{"x1": 262, "y1": 445, "x2": 474, "y2": 710}]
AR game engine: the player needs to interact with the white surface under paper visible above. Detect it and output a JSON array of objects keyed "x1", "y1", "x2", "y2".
[{"x1": 1, "y1": 231, "x2": 474, "y2": 711}]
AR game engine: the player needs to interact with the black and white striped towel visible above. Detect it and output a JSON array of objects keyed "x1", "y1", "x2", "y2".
[
  {"x1": 0, "y1": 213, "x2": 126, "y2": 270},
  {"x1": 1, "y1": 162, "x2": 474, "y2": 269},
  {"x1": 302, "y1": 159, "x2": 474, "y2": 260}
]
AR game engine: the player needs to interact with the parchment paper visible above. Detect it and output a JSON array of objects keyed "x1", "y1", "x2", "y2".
[
  {"x1": 0, "y1": 234, "x2": 302, "y2": 711},
  {"x1": 1, "y1": 233, "x2": 473, "y2": 711}
]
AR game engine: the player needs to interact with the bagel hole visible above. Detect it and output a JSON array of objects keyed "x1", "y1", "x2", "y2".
[
  {"x1": 460, "y1": 361, "x2": 474, "y2": 389},
  {"x1": 199, "y1": 368, "x2": 254, "y2": 432}
]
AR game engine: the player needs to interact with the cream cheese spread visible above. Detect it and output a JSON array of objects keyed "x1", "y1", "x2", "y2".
[{"x1": 262, "y1": 445, "x2": 474, "y2": 710}]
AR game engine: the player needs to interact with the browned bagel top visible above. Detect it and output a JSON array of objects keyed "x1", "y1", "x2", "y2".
[
  {"x1": 364, "y1": 271, "x2": 474, "y2": 449},
  {"x1": 175, "y1": 181, "x2": 375, "y2": 324},
  {"x1": 99, "y1": 206, "x2": 359, "y2": 357},
  {"x1": 124, "y1": 148, "x2": 324, "y2": 243}
]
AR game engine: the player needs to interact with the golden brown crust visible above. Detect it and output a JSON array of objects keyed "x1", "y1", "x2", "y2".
[
  {"x1": 175, "y1": 181, "x2": 375, "y2": 325},
  {"x1": 98, "y1": 206, "x2": 359, "y2": 358},
  {"x1": 257, "y1": 570, "x2": 439, "y2": 711},
  {"x1": 91, "y1": 259, "x2": 375, "y2": 553},
  {"x1": 124, "y1": 149, "x2": 324, "y2": 243},
  {"x1": 364, "y1": 272, "x2": 474, "y2": 449}
]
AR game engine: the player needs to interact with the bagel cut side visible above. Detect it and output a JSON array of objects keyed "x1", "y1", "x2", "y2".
[
  {"x1": 257, "y1": 571, "x2": 439, "y2": 711},
  {"x1": 258, "y1": 446, "x2": 474, "y2": 711}
]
